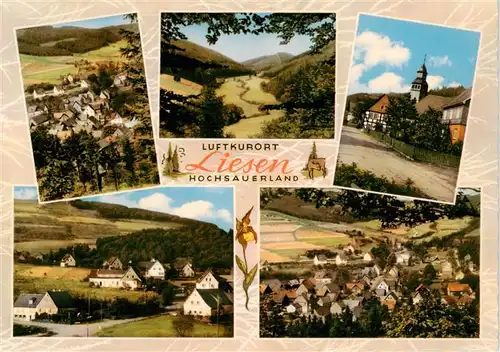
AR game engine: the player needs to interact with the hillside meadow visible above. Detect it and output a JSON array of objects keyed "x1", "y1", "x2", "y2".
[
  {"x1": 14, "y1": 199, "x2": 185, "y2": 253},
  {"x1": 20, "y1": 40, "x2": 127, "y2": 86}
]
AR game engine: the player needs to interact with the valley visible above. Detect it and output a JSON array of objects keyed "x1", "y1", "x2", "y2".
[{"x1": 159, "y1": 14, "x2": 336, "y2": 139}]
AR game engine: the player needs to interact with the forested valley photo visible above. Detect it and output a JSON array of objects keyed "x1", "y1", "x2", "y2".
[{"x1": 159, "y1": 13, "x2": 336, "y2": 139}]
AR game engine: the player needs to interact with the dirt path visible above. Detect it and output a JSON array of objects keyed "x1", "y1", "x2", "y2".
[
  {"x1": 336, "y1": 126, "x2": 458, "y2": 202},
  {"x1": 218, "y1": 76, "x2": 284, "y2": 138}
]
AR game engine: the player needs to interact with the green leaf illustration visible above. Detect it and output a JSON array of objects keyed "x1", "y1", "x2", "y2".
[
  {"x1": 235, "y1": 255, "x2": 247, "y2": 275},
  {"x1": 245, "y1": 264, "x2": 258, "y2": 288}
]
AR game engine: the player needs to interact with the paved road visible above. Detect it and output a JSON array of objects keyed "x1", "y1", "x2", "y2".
[
  {"x1": 336, "y1": 126, "x2": 458, "y2": 202},
  {"x1": 14, "y1": 316, "x2": 147, "y2": 337}
]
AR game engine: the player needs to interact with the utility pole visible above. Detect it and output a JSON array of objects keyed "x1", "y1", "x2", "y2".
[{"x1": 86, "y1": 295, "x2": 90, "y2": 337}]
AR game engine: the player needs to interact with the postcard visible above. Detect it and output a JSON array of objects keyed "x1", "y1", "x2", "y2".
[
  {"x1": 15, "y1": 14, "x2": 160, "y2": 202},
  {"x1": 334, "y1": 14, "x2": 480, "y2": 203}
]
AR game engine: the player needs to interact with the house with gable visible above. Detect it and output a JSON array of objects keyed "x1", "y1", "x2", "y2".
[
  {"x1": 60, "y1": 254, "x2": 76, "y2": 267},
  {"x1": 88, "y1": 267, "x2": 142, "y2": 289},
  {"x1": 13, "y1": 291, "x2": 75, "y2": 321},
  {"x1": 113, "y1": 73, "x2": 128, "y2": 87},
  {"x1": 173, "y1": 258, "x2": 195, "y2": 277},
  {"x1": 314, "y1": 255, "x2": 328, "y2": 266},
  {"x1": 138, "y1": 258, "x2": 166, "y2": 280},
  {"x1": 183, "y1": 269, "x2": 233, "y2": 317},
  {"x1": 103, "y1": 256, "x2": 123, "y2": 270},
  {"x1": 335, "y1": 252, "x2": 348, "y2": 266},
  {"x1": 80, "y1": 80, "x2": 89, "y2": 89},
  {"x1": 395, "y1": 250, "x2": 412, "y2": 265},
  {"x1": 53, "y1": 85, "x2": 65, "y2": 96},
  {"x1": 33, "y1": 89, "x2": 47, "y2": 100},
  {"x1": 363, "y1": 94, "x2": 390, "y2": 130}
]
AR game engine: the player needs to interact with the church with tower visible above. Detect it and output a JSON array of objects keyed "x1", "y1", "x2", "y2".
[
  {"x1": 362, "y1": 57, "x2": 470, "y2": 144},
  {"x1": 410, "y1": 58, "x2": 429, "y2": 103}
]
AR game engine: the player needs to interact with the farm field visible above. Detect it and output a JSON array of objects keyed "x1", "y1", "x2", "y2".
[
  {"x1": 19, "y1": 40, "x2": 127, "y2": 86},
  {"x1": 94, "y1": 315, "x2": 225, "y2": 337},
  {"x1": 15, "y1": 239, "x2": 96, "y2": 254},
  {"x1": 160, "y1": 74, "x2": 202, "y2": 96},
  {"x1": 260, "y1": 210, "x2": 353, "y2": 262},
  {"x1": 260, "y1": 209, "x2": 477, "y2": 262},
  {"x1": 15, "y1": 263, "x2": 90, "y2": 280}
]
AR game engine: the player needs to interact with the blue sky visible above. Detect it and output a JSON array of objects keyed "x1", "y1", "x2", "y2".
[
  {"x1": 349, "y1": 14, "x2": 480, "y2": 94},
  {"x1": 179, "y1": 14, "x2": 316, "y2": 63},
  {"x1": 53, "y1": 14, "x2": 130, "y2": 29},
  {"x1": 14, "y1": 186, "x2": 234, "y2": 231}
]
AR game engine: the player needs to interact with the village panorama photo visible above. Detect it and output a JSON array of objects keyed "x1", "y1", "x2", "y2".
[
  {"x1": 334, "y1": 14, "x2": 480, "y2": 203},
  {"x1": 259, "y1": 187, "x2": 480, "y2": 338},
  {"x1": 12, "y1": 186, "x2": 234, "y2": 337},
  {"x1": 17, "y1": 14, "x2": 159, "y2": 202},
  {"x1": 159, "y1": 13, "x2": 336, "y2": 139}
]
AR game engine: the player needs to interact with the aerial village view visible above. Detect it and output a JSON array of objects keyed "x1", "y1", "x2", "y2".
[
  {"x1": 13, "y1": 186, "x2": 234, "y2": 337},
  {"x1": 159, "y1": 13, "x2": 336, "y2": 139},
  {"x1": 17, "y1": 14, "x2": 159, "y2": 202},
  {"x1": 259, "y1": 187, "x2": 480, "y2": 338},
  {"x1": 334, "y1": 14, "x2": 480, "y2": 203}
]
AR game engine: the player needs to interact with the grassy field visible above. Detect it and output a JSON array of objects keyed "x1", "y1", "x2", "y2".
[
  {"x1": 223, "y1": 111, "x2": 283, "y2": 138},
  {"x1": 20, "y1": 41, "x2": 127, "y2": 86},
  {"x1": 268, "y1": 248, "x2": 307, "y2": 260},
  {"x1": 14, "y1": 199, "x2": 184, "y2": 251},
  {"x1": 15, "y1": 239, "x2": 96, "y2": 253},
  {"x1": 160, "y1": 74, "x2": 202, "y2": 96},
  {"x1": 94, "y1": 315, "x2": 227, "y2": 337},
  {"x1": 300, "y1": 237, "x2": 352, "y2": 247},
  {"x1": 15, "y1": 264, "x2": 157, "y2": 302}
]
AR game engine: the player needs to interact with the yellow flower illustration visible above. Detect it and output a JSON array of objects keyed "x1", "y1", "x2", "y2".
[{"x1": 235, "y1": 206, "x2": 258, "y2": 310}]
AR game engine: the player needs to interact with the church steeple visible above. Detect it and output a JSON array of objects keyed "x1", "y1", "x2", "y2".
[{"x1": 410, "y1": 56, "x2": 429, "y2": 103}]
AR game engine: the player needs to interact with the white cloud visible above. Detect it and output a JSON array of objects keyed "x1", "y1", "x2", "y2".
[
  {"x1": 14, "y1": 187, "x2": 38, "y2": 200},
  {"x1": 448, "y1": 81, "x2": 462, "y2": 88},
  {"x1": 137, "y1": 193, "x2": 232, "y2": 224},
  {"x1": 349, "y1": 31, "x2": 411, "y2": 94},
  {"x1": 428, "y1": 55, "x2": 452, "y2": 67},
  {"x1": 427, "y1": 75, "x2": 445, "y2": 89},
  {"x1": 354, "y1": 31, "x2": 411, "y2": 69},
  {"x1": 367, "y1": 72, "x2": 410, "y2": 93}
]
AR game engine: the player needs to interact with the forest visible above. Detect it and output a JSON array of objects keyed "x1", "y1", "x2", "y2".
[
  {"x1": 23, "y1": 222, "x2": 234, "y2": 270},
  {"x1": 261, "y1": 187, "x2": 480, "y2": 228},
  {"x1": 159, "y1": 13, "x2": 335, "y2": 138},
  {"x1": 30, "y1": 15, "x2": 159, "y2": 201},
  {"x1": 17, "y1": 25, "x2": 131, "y2": 56}
]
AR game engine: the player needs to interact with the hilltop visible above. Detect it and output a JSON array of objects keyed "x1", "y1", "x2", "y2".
[
  {"x1": 14, "y1": 198, "x2": 210, "y2": 244},
  {"x1": 242, "y1": 52, "x2": 295, "y2": 72},
  {"x1": 262, "y1": 40, "x2": 336, "y2": 79},
  {"x1": 17, "y1": 23, "x2": 136, "y2": 56}
]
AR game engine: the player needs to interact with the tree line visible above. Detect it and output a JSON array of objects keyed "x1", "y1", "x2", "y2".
[
  {"x1": 96, "y1": 225, "x2": 234, "y2": 270},
  {"x1": 261, "y1": 187, "x2": 480, "y2": 229}
]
